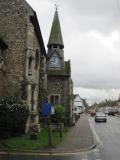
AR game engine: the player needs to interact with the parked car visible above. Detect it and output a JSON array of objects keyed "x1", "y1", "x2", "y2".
[
  {"x1": 95, "y1": 112, "x2": 107, "y2": 122},
  {"x1": 108, "y1": 108, "x2": 118, "y2": 116},
  {"x1": 104, "y1": 110, "x2": 108, "y2": 115},
  {"x1": 91, "y1": 111, "x2": 96, "y2": 117}
]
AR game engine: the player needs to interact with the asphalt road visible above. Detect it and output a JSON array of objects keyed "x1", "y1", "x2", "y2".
[
  {"x1": 91, "y1": 115, "x2": 120, "y2": 160},
  {"x1": 1, "y1": 115, "x2": 120, "y2": 160}
]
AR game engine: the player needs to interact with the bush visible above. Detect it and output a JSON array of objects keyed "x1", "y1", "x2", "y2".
[
  {"x1": 54, "y1": 105, "x2": 65, "y2": 123},
  {"x1": 0, "y1": 97, "x2": 29, "y2": 138}
]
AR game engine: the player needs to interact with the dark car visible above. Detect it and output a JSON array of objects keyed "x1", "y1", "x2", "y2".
[
  {"x1": 91, "y1": 111, "x2": 96, "y2": 117},
  {"x1": 95, "y1": 112, "x2": 107, "y2": 122},
  {"x1": 108, "y1": 108, "x2": 118, "y2": 116}
]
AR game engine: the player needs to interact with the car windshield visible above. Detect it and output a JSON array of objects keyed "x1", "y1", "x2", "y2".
[{"x1": 96, "y1": 112, "x2": 105, "y2": 116}]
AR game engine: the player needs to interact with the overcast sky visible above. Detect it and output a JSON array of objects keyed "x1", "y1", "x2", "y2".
[{"x1": 26, "y1": 0, "x2": 120, "y2": 104}]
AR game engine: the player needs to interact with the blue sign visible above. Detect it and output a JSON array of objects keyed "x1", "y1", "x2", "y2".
[{"x1": 41, "y1": 102, "x2": 52, "y2": 117}]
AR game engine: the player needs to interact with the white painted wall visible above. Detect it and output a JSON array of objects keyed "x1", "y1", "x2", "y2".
[{"x1": 73, "y1": 94, "x2": 84, "y2": 115}]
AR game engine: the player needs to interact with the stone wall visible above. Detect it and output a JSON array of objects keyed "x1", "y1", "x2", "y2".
[
  {"x1": 47, "y1": 76, "x2": 74, "y2": 125},
  {"x1": 0, "y1": 71, "x2": 4, "y2": 97},
  {"x1": 0, "y1": 0, "x2": 47, "y2": 132},
  {"x1": 0, "y1": 0, "x2": 28, "y2": 97},
  {"x1": 47, "y1": 76, "x2": 70, "y2": 116}
]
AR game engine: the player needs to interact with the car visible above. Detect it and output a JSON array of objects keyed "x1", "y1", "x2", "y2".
[
  {"x1": 108, "y1": 108, "x2": 118, "y2": 116},
  {"x1": 90, "y1": 111, "x2": 96, "y2": 117},
  {"x1": 104, "y1": 110, "x2": 108, "y2": 115},
  {"x1": 95, "y1": 112, "x2": 107, "y2": 122}
]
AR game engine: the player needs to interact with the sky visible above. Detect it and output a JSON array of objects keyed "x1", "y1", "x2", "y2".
[{"x1": 26, "y1": 0, "x2": 120, "y2": 104}]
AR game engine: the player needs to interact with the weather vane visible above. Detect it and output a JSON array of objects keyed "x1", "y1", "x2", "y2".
[{"x1": 54, "y1": 4, "x2": 58, "y2": 11}]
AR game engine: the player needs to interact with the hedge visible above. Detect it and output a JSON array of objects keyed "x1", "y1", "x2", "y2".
[{"x1": 0, "y1": 97, "x2": 29, "y2": 138}]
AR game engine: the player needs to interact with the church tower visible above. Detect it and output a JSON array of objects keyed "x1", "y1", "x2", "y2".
[
  {"x1": 47, "y1": 8, "x2": 65, "y2": 70},
  {"x1": 47, "y1": 8, "x2": 74, "y2": 126}
]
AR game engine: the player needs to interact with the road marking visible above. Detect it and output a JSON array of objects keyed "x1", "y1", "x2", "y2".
[{"x1": 89, "y1": 119, "x2": 103, "y2": 148}]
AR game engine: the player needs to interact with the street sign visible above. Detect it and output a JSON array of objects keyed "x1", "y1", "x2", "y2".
[{"x1": 41, "y1": 103, "x2": 55, "y2": 116}]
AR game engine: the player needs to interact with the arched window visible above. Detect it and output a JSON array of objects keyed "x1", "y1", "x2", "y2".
[
  {"x1": 50, "y1": 95, "x2": 60, "y2": 105},
  {"x1": 55, "y1": 95, "x2": 59, "y2": 105},
  {"x1": 50, "y1": 95, "x2": 54, "y2": 105},
  {"x1": 35, "y1": 49, "x2": 39, "y2": 69},
  {"x1": 28, "y1": 56, "x2": 32, "y2": 75}
]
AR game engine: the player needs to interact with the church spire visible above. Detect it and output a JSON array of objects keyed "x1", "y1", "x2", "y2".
[{"x1": 47, "y1": 7, "x2": 64, "y2": 48}]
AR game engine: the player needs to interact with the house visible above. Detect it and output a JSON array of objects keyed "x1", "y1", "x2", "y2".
[
  {"x1": 0, "y1": 0, "x2": 47, "y2": 132},
  {"x1": 46, "y1": 8, "x2": 74, "y2": 125},
  {"x1": 73, "y1": 94, "x2": 85, "y2": 117}
]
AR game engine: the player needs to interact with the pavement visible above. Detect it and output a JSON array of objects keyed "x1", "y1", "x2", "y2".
[
  {"x1": 0, "y1": 114, "x2": 96, "y2": 155},
  {"x1": 52, "y1": 114, "x2": 95, "y2": 153}
]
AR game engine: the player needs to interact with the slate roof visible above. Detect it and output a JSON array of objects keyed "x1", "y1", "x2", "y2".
[
  {"x1": 47, "y1": 61, "x2": 71, "y2": 77},
  {"x1": 30, "y1": 12, "x2": 46, "y2": 56},
  {"x1": 47, "y1": 9, "x2": 64, "y2": 48}
]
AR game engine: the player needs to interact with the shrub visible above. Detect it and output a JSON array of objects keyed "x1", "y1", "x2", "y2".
[
  {"x1": 0, "y1": 97, "x2": 29, "y2": 138},
  {"x1": 54, "y1": 105, "x2": 65, "y2": 123}
]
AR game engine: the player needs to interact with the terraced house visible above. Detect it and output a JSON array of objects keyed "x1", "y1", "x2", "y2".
[
  {"x1": 0, "y1": 0, "x2": 47, "y2": 132},
  {"x1": 47, "y1": 9, "x2": 74, "y2": 125}
]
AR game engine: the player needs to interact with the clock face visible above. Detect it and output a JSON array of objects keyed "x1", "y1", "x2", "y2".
[
  {"x1": 49, "y1": 52, "x2": 61, "y2": 68},
  {"x1": 50, "y1": 57, "x2": 56, "y2": 64},
  {"x1": 50, "y1": 57, "x2": 55, "y2": 63}
]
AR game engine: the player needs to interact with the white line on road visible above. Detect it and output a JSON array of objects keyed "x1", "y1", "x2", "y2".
[{"x1": 89, "y1": 119, "x2": 103, "y2": 148}]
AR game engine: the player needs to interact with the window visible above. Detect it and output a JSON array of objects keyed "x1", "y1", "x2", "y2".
[
  {"x1": 50, "y1": 95, "x2": 60, "y2": 105},
  {"x1": 55, "y1": 95, "x2": 59, "y2": 105},
  {"x1": 31, "y1": 84, "x2": 35, "y2": 111},
  {"x1": 0, "y1": 39, "x2": 8, "y2": 72},
  {"x1": 35, "y1": 49, "x2": 39, "y2": 69},
  {"x1": 74, "y1": 108, "x2": 77, "y2": 111},
  {"x1": 0, "y1": 49, "x2": 5, "y2": 71},
  {"x1": 28, "y1": 56, "x2": 32, "y2": 75},
  {"x1": 50, "y1": 95, "x2": 54, "y2": 104}
]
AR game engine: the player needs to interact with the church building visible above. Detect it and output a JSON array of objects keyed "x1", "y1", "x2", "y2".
[
  {"x1": 47, "y1": 9, "x2": 74, "y2": 125},
  {"x1": 0, "y1": 0, "x2": 47, "y2": 132}
]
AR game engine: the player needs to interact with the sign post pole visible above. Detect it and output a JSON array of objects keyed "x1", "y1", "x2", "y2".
[{"x1": 48, "y1": 116, "x2": 52, "y2": 146}]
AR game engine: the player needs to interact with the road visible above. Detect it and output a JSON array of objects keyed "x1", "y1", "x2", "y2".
[
  {"x1": 90, "y1": 115, "x2": 120, "y2": 160},
  {"x1": 1, "y1": 115, "x2": 120, "y2": 160}
]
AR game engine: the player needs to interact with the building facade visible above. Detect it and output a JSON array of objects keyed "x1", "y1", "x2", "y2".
[
  {"x1": 47, "y1": 9, "x2": 74, "y2": 125},
  {"x1": 0, "y1": 0, "x2": 47, "y2": 132},
  {"x1": 73, "y1": 94, "x2": 86, "y2": 116}
]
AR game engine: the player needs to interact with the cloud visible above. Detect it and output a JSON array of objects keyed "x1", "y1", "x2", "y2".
[
  {"x1": 65, "y1": 30, "x2": 120, "y2": 89},
  {"x1": 60, "y1": 0, "x2": 120, "y2": 33},
  {"x1": 74, "y1": 87, "x2": 120, "y2": 104},
  {"x1": 26, "y1": 0, "x2": 120, "y2": 103}
]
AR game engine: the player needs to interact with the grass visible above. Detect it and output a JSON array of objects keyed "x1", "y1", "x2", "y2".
[{"x1": 0, "y1": 126, "x2": 70, "y2": 151}]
